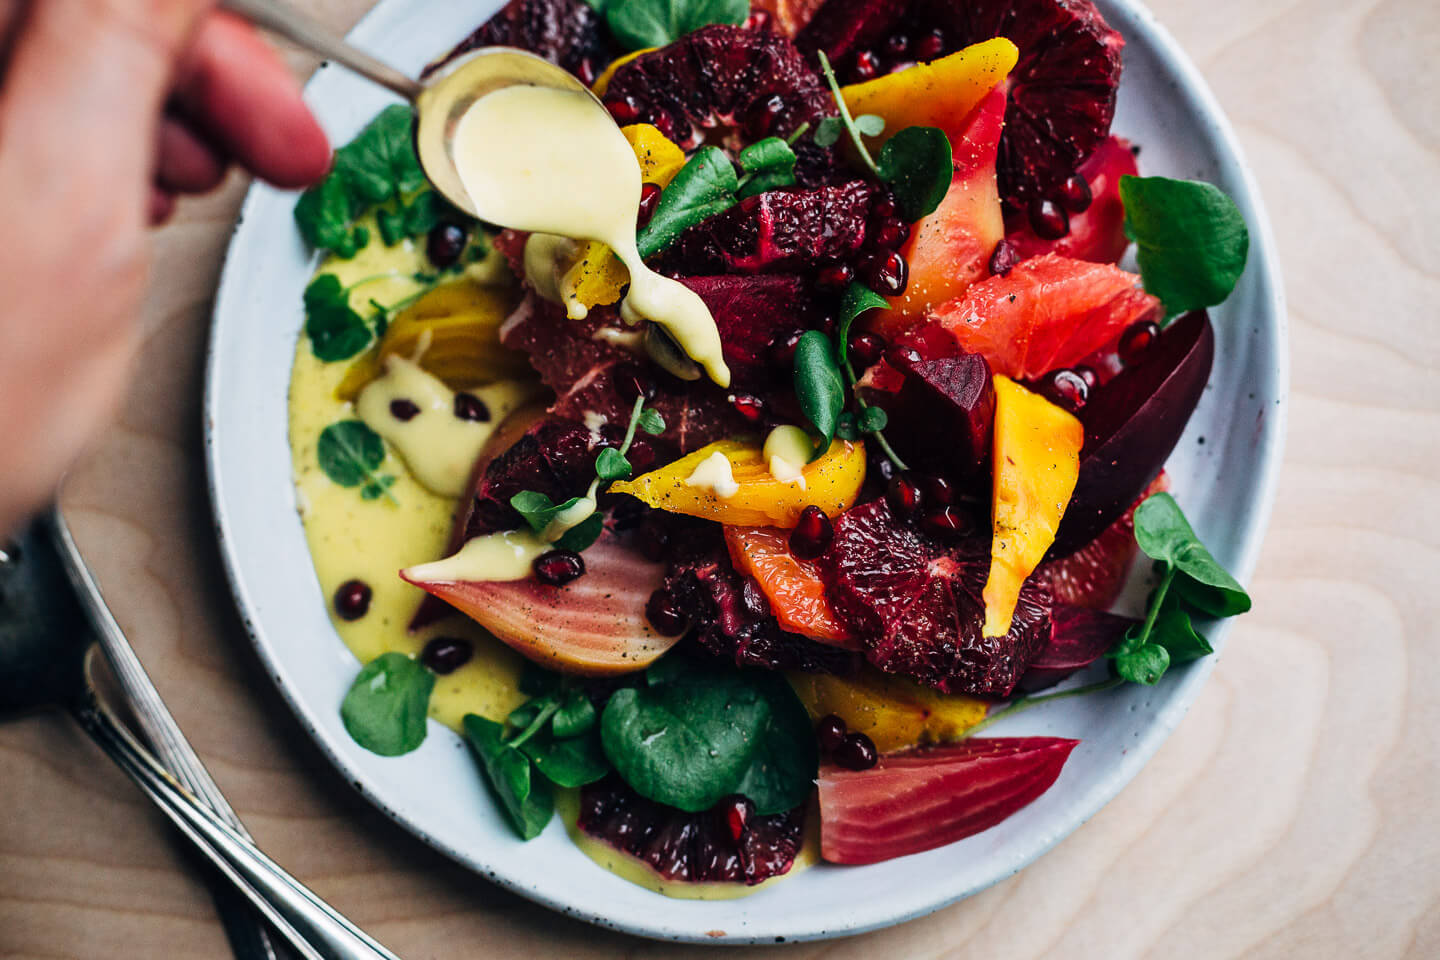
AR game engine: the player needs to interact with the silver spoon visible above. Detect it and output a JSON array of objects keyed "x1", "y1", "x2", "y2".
[
  {"x1": 0, "y1": 512, "x2": 402, "y2": 960},
  {"x1": 219, "y1": 0, "x2": 608, "y2": 219}
]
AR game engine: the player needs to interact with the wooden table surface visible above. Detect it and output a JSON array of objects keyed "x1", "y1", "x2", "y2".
[{"x1": 3, "y1": 0, "x2": 1437, "y2": 956}]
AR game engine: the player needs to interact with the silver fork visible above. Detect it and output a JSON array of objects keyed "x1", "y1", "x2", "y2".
[{"x1": 47, "y1": 508, "x2": 287, "y2": 960}]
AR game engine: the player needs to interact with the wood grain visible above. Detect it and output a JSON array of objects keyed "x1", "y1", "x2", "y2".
[{"x1": 3, "y1": 0, "x2": 1438, "y2": 956}]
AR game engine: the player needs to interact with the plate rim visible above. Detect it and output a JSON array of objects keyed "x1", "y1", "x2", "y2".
[{"x1": 203, "y1": 0, "x2": 1288, "y2": 943}]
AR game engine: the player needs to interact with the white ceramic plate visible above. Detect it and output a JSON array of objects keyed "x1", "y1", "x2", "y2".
[{"x1": 205, "y1": 0, "x2": 1286, "y2": 943}]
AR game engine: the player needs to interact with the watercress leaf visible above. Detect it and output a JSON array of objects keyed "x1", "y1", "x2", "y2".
[
  {"x1": 836, "y1": 411, "x2": 860, "y2": 442},
  {"x1": 580, "y1": 0, "x2": 608, "y2": 10},
  {"x1": 636, "y1": 147, "x2": 739, "y2": 259},
  {"x1": 376, "y1": 207, "x2": 406, "y2": 247},
  {"x1": 554, "y1": 512, "x2": 605, "y2": 552},
  {"x1": 317, "y1": 420, "x2": 386, "y2": 488},
  {"x1": 637, "y1": 407, "x2": 666, "y2": 436},
  {"x1": 737, "y1": 137, "x2": 797, "y2": 175},
  {"x1": 1114, "y1": 642, "x2": 1170, "y2": 686},
  {"x1": 401, "y1": 190, "x2": 450, "y2": 238},
  {"x1": 463, "y1": 715, "x2": 554, "y2": 840},
  {"x1": 813, "y1": 116, "x2": 844, "y2": 148},
  {"x1": 1134, "y1": 493, "x2": 1252, "y2": 617},
  {"x1": 876, "y1": 126, "x2": 953, "y2": 222},
  {"x1": 854, "y1": 113, "x2": 885, "y2": 136},
  {"x1": 792, "y1": 330, "x2": 845, "y2": 457},
  {"x1": 596, "y1": 447, "x2": 633, "y2": 481},
  {"x1": 1119, "y1": 175, "x2": 1249, "y2": 315},
  {"x1": 340, "y1": 652, "x2": 434, "y2": 756},
  {"x1": 600, "y1": 670, "x2": 769, "y2": 812},
  {"x1": 606, "y1": 0, "x2": 748, "y2": 51},
  {"x1": 860, "y1": 405, "x2": 889, "y2": 432},
  {"x1": 510, "y1": 491, "x2": 584, "y2": 534},
  {"x1": 303, "y1": 274, "x2": 372, "y2": 362},
  {"x1": 294, "y1": 176, "x2": 353, "y2": 251},
  {"x1": 645, "y1": 655, "x2": 690, "y2": 687},
  {"x1": 737, "y1": 170, "x2": 795, "y2": 200},
  {"x1": 1151, "y1": 595, "x2": 1214, "y2": 664},
  {"x1": 520, "y1": 728, "x2": 611, "y2": 788},
  {"x1": 733, "y1": 671, "x2": 819, "y2": 815},
  {"x1": 359, "y1": 475, "x2": 396, "y2": 501},
  {"x1": 552, "y1": 690, "x2": 597, "y2": 739},
  {"x1": 332, "y1": 104, "x2": 426, "y2": 205},
  {"x1": 834, "y1": 281, "x2": 889, "y2": 366},
  {"x1": 506, "y1": 694, "x2": 556, "y2": 733}
]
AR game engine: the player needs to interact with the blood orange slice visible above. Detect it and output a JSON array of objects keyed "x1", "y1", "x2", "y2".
[{"x1": 725, "y1": 526, "x2": 857, "y2": 647}]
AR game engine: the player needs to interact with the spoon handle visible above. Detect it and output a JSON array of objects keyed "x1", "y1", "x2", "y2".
[
  {"x1": 73, "y1": 678, "x2": 402, "y2": 960},
  {"x1": 220, "y1": 0, "x2": 423, "y2": 101}
]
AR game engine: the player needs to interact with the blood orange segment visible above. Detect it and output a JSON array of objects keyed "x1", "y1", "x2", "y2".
[
  {"x1": 725, "y1": 526, "x2": 857, "y2": 647},
  {"x1": 818, "y1": 737, "x2": 1079, "y2": 864},
  {"x1": 1006, "y1": 136, "x2": 1138, "y2": 264},
  {"x1": 930, "y1": 253, "x2": 1161, "y2": 380},
  {"x1": 1041, "y1": 472, "x2": 1168, "y2": 609}
]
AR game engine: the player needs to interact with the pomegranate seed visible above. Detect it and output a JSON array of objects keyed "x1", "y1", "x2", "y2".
[
  {"x1": 922, "y1": 474, "x2": 956, "y2": 506},
  {"x1": 645, "y1": 589, "x2": 689, "y2": 636},
  {"x1": 870, "y1": 454, "x2": 896, "y2": 484},
  {"x1": 533, "y1": 550, "x2": 585, "y2": 586},
  {"x1": 914, "y1": 28, "x2": 946, "y2": 60},
  {"x1": 728, "y1": 392, "x2": 765, "y2": 423},
  {"x1": 574, "y1": 57, "x2": 598, "y2": 86},
  {"x1": 923, "y1": 505, "x2": 976, "y2": 538},
  {"x1": 1074, "y1": 365, "x2": 1099, "y2": 388},
  {"x1": 833, "y1": 732, "x2": 878, "y2": 770},
  {"x1": 789, "y1": 505, "x2": 834, "y2": 560},
  {"x1": 636, "y1": 514, "x2": 672, "y2": 561},
  {"x1": 1037, "y1": 368, "x2": 1090, "y2": 411},
  {"x1": 847, "y1": 331, "x2": 887, "y2": 367},
  {"x1": 426, "y1": 223, "x2": 468, "y2": 268},
  {"x1": 886, "y1": 343, "x2": 923, "y2": 372},
  {"x1": 815, "y1": 262, "x2": 854, "y2": 293},
  {"x1": 886, "y1": 472, "x2": 924, "y2": 517},
  {"x1": 816, "y1": 714, "x2": 848, "y2": 752},
  {"x1": 420, "y1": 636, "x2": 473, "y2": 674},
  {"x1": 606, "y1": 97, "x2": 640, "y2": 124},
  {"x1": 389, "y1": 398, "x2": 420, "y2": 421},
  {"x1": 716, "y1": 794, "x2": 753, "y2": 842},
  {"x1": 884, "y1": 33, "x2": 910, "y2": 57},
  {"x1": 333, "y1": 579, "x2": 371, "y2": 621},
  {"x1": 637, "y1": 182, "x2": 663, "y2": 226},
  {"x1": 872, "y1": 216, "x2": 910, "y2": 250},
  {"x1": 768, "y1": 329, "x2": 805, "y2": 369},
  {"x1": 1119, "y1": 320, "x2": 1161, "y2": 365},
  {"x1": 453, "y1": 392, "x2": 490, "y2": 421},
  {"x1": 989, "y1": 238, "x2": 1020, "y2": 277},
  {"x1": 851, "y1": 50, "x2": 881, "y2": 82},
  {"x1": 743, "y1": 9, "x2": 771, "y2": 31},
  {"x1": 1058, "y1": 174, "x2": 1093, "y2": 213},
  {"x1": 860, "y1": 250, "x2": 908, "y2": 296},
  {"x1": 871, "y1": 196, "x2": 897, "y2": 221},
  {"x1": 1027, "y1": 197, "x2": 1070, "y2": 240},
  {"x1": 614, "y1": 362, "x2": 657, "y2": 403}
]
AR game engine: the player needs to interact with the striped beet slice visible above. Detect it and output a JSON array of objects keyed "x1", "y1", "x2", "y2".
[
  {"x1": 402, "y1": 531, "x2": 675, "y2": 676},
  {"x1": 818, "y1": 737, "x2": 1079, "y2": 864}
]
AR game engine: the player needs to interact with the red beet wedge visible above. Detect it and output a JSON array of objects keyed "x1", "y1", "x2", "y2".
[
  {"x1": 818, "y1": 737, "x2": 1080, "y2": 864},
  {"x1": 1017, "y1": 604, "x2": 1136, "y2": 693}
]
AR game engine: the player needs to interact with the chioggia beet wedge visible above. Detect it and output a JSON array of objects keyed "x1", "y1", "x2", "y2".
[{"x1": 818, "y1": 737, "x2": 1080, "y2": 864}]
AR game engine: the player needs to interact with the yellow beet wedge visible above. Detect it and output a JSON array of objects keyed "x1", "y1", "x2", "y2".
[
  {"x1": 621, "y1": 124, "x2": 686, "y2": 187},
  {"x1": 610, "y1": 438, "x2": 866, "y2": 528},
  {"x1": 838, "y1": 37, "x2": 1019, "y2": 147},
  {"x1": 982, "y1": 376, "x2": 1083, "y2": 637},
  {"x1": 787, "y1": 669, "x2": 988, "y2": 752}
]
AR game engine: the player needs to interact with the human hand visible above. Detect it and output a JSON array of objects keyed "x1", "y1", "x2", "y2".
[{"x1": 0, "y1": 0, "x2": 331, "y2": 534}]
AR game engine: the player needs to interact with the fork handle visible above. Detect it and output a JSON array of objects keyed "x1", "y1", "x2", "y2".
[{"x1": 72, "y1": 685, "x2": 402, "y2": 960}]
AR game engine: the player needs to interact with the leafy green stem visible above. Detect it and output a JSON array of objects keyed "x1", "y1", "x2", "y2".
[
  {"x1": 836, "y1": 310, "x2": 909, "y2": 473},
  {"x1": 506, "y1": 698, "x2": 561, "y2": 751},
  {"x1": 817, "y1": 51, "x2": 880, "y2": 177},
  {"x1": 785, "y1": 121, "x2": 811, "y2": 147},
  {"x1": 1132, "y1": 565, "x2": 1177, "y2": 649},
  {"x1": 964, "y1": 677, "x2": 1125, "y2": 737},
  {"x1": 616, "y1": 394, "x2": 646, "y2": 456}
]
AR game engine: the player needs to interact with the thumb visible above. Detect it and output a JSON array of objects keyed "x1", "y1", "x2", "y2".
[{"x1": 0, "y1": 0, "x2": 213, "y2": 221}]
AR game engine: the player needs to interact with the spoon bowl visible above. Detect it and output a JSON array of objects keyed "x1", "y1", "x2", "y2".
[{"x1": 413, "y1": 46, "x2": 605, "y2": 219}]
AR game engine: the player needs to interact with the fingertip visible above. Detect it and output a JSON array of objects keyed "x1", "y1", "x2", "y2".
[{"x1": 175, "y1": 13, "x2": 333, "y2": 189}]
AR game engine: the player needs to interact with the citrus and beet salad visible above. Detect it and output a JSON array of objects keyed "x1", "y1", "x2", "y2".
[{"x1": 291, "y1": 0, "x2": 1254, "y2": 891}]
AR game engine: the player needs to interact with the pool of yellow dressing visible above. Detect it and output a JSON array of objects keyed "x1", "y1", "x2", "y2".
[{"x1": 286, "y1": 226, "x2": 815, "y2": 899}]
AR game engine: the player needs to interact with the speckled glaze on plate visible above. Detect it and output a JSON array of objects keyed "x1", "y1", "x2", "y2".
[{"x1": 204, "y1": 0, "x2": 1286, "y2": 943}]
